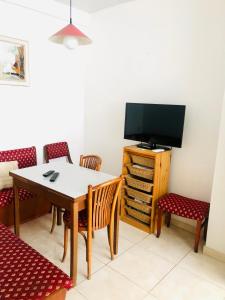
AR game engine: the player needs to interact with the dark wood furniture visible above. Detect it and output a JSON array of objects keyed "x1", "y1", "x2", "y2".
[
  {"x1": 121, "y1": 146, "x2": 171, "y2": 233},
  {"x1": 44, "y1": 141, "x2": 72, "y2": 231},
  {"x1": 62, "y1": 177, "x2": 122, "y2": 279},
  {"x1": 0, "y1": 146, "x2": 50, "y2": 226},
  {"x1": 10, "y1": 163, "x2": 117, "y2": 286},
  {"x1": 0, "y1": 224, "x2": 72, "y2": 300},
  {"x1": 156, "y1": 193, "x2": 210, "y2": 252}
]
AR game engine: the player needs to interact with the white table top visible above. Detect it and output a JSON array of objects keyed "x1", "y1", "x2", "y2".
[{"x1": 10, "y1": 162, "x2": 115, "y2": 199}]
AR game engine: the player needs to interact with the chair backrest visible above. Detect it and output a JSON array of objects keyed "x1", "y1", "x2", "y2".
[
  {"x1": 87, "y1": 177, "x2": 122, "y2": 231},
  {"x1": 44, "y1": 142, "x2": 72, "y2": 163},
  {"x1": 0, "y1": 146, "x2": 37, "y2": 169},
  {"x1": 80, "y1": 155, "x2": 102, "y2": 171}
]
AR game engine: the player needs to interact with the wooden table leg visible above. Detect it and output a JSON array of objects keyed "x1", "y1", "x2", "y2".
[
  {"x1": 113, "y1": 195, "x2": 120, "y2": 255},
  {"x1": 70, "y1": 202, "x2": 78, "y2": 286},
  {"x1": 13, "y1": 182, "x2": 20, "y2": 237}
]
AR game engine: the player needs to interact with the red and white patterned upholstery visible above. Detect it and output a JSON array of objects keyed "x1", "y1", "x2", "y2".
[
  {"x1": 158, "y1": 193, "x2": 210, "y2": 221},
  {"x1": 0, "y1": 224, "x2": 73, "y2": 300},
  {"x1": 0, "y1": 147, "x2": 37, "y2": 169},
  {"x1": 0, "y1": 147, "x2": 36, "y2": 209},
  {"x1": 45, "y1": 142, "x2": 70, "y2": 160},
  {"x1": 0, "y1": 188, "x2": 33, "y2": 208},
  {"x1": 63, "y1": 210, "x2": 87, "y2": 228}
]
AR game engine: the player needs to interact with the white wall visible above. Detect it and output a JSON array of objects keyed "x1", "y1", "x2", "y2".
[
  {"x1": 206, "y1": 92, "x2": 225, "y2": 254},
  {"x1": 84, "y1": 0, "x2": 225, "y2": 202},
  {"x1": 0, "y1": 0, "x2": 91, "y2": 164}
]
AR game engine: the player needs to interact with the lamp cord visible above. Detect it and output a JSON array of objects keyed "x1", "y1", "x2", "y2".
[{"x1": 70, "y1": 0, "x2": 72, "y2": 24}]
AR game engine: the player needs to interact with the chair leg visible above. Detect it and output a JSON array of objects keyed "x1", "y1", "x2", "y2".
[
  {"x1": 57, "y1": 207, "x2": 62, "y2": 226},
  {"x1": 156, "y1": 208, "x2": 163, "y2": 238},
  {"x1": 50, "y1": 205, "x2": 57, "y2": 234},
  {"x1": 92, "y1": 231, "x2": 95, "y2": 239},
  {"x1": 107, "y1": 224, "x2": 110, "y2": 245},
  {"x1": 87, "y1": 230, "x2": 92, "y2": 280},
  {"x1": 62, "y1": 224, "x2": 69, "y2": 262},
  {"x1": 166, "y1": 212, "x2": 171, "y2": 227},
  {"x1": 203, "y1": 218, "x2": 208, "y2": 241},
  {"x1": 79, "y1": 231, "x2": 88, "y2": 262},
  {"x1": 194, "y1": 220, "x2": 202, "y2": 253},
  {"x1": 109, "y1": 223, "x2": 114, "y2": 261}
]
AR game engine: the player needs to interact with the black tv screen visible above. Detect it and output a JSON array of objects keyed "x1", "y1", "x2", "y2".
[{"x1": 124, "y1": 103, "x2": 186, "y2": 148}]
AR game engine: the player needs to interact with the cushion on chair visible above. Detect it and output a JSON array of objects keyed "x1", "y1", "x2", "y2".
[
  {"x1": 0, "y1": 224, "x2": 73, "y2": 300},
  {"x1": 0, "y1": 188, "x2": 33, "y2": 208},
  {"x1": 63, "y1": 209, "x2": 87, "y2": 228},
  {"x1": 0, "y1": 161, "x2": 18, "y2": 190},
  {"x1": 0, "y1": 146, "x2": 37, "y2": 169},
  {"x1": 158, "y1": 193, "x2": 210, "y2": 221},
  {"x1": 45, "y1": 142, "x2": 70, "y2": 160}
]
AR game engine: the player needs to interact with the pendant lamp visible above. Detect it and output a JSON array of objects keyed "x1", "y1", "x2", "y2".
[{"x1": 49, "y1": 0, "x2": 92, "y2": 49}]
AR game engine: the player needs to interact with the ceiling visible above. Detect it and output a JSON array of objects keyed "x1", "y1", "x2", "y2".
[{"x1": 56, "y1": 0, "x2": 135, "y2": 13}]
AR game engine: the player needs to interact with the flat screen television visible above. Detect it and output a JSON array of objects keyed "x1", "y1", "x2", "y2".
[{"x1": 124, "y1": 103, "x2": 186, "y2": 149}]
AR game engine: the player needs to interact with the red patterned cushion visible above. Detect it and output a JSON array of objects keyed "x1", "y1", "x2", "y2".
[
  {"x1": 0, "y1": 224, "x2": 72, "y2": 300},
  {"x1": 45, "y1": 142, "x2": 70, "y2": 160},
  {"x1": 63, "y1": 209, "x2": 87, "y2": 228},
  {"x1": 0, "y1": 188, "x2": 33, "y2": 208},
  {"x1": 158, "y1": 193, "x2": 210, "y2": 221},
  {"x1": 0, "y1": 147, "x2": 37, "y2": 169}
]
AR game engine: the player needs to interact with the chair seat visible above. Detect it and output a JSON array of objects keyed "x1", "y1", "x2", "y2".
[
  {"x1": 0, "y1": 188, "x2": 33, "y2": 208},
  {"x1": 0, "y1": 224, "x2": 72, "y2": 300},
  {"x1": 158, "y1": 193, "x2": 210, "y2": 221},
  {"x1": 63, "y1": 209, "x2": 87, "y2": 228}
]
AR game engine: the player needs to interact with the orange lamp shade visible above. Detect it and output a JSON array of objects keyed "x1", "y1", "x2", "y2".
[{"x1": 49, "y1": 23, "x2": 92, "y2": 46}]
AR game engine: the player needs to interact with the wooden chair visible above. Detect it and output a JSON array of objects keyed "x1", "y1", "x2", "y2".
[
  {"x1": 44, "y1": 142, "x2": 72, "y2": 233},
  {"x1": 156, "y1": 193, "x2": 210, "y2": 252},
  {"x1": 50, "y1": 154, "x2": 102, "y2": 233},
  {"x1": 62, "y1": 177, "x2": 122, "y2": 279},
  {"x1": 80, "y1": 155, "x2": 102, "y2": 171}
]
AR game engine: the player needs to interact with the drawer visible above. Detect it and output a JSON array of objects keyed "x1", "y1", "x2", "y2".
[
  {"x1": 131, "y1": 155, "x2": 154, "y2": 168},
  {"x1": 125, "y1": 175, "x2": 153, "y2": 193},
  {"x1": 127, "y1": 164, "x2": 154, "y2": 180},
  {"x1": 125, "y1": 195, "x2": 151, "y2": 214},
  {"x1": 125, "y1": 206, "x2": 150, "y2": 224},
  {"x1": 124, "y1": 186, "x2": 152, "y2": 204}
]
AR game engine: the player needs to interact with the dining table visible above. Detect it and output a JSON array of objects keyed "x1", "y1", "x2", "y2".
[{"x1": 10, "y1": 162, "x2": 119, "y2": 286}]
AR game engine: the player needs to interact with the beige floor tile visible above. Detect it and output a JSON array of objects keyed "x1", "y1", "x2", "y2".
[
  {"x1": 143, "y1": 294, "x2": 158, "y2": 300},
  {"x1": 77, "y1": 266, "x2": 147, "y2": 300},
  {"x1": 90, "y1": 228, "x2": 133, "y2": 264},
  {"x1": 137, "y1": 225, "x2": 193, "y2": 263},
  {"x1": 44, "y1": 244, "x2": 105, "y2": 284},
  {"x1": 108, "y1": 245, "x2": 174, "y2": 291},
  {"x1": 119, "y1": 221, "x2": 148, "y2": 243},
  {"x1": 66, "y1": 288, "x2": 87, "y2": 300},
  {"x1": 179, "y1": 252, "x2": 225, "y2": 290},
  {"x1": 151, "y1": 266, "x2": 225, "y2": 300}
]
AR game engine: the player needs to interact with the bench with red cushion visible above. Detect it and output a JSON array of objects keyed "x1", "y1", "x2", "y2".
[
  {"x1": 156, "y1": 193, "x2": 210, "y2": 252},
  {"x1": 0, "y1": 224, "x2": 73, "y2": 300},
  {"x1": 0, "y1": 147, "x2": 36, "y2": 208}
]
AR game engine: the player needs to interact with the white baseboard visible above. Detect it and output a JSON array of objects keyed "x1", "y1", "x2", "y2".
[
  {"x1": 203, "y1": 246, "x2": 225, "y2": 263},
  {"x1": 171, "y1": 218, "x2": 195, "y2": 234}
]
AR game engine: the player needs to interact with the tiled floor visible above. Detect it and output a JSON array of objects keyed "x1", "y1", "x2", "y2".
[{"x1": 17, "y1": 215, "x2": 225, "y2": 300}]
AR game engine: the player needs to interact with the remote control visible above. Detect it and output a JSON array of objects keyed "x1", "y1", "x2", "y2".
[
  {"x1": 43, "y1": 170, "x2": 55, "y2": 177},
  {"x1": 50, "y1": 172, "x2": 59, "y2": 182}
]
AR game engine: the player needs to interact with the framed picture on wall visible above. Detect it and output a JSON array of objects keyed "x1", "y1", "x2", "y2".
[{"x1": 0, "y1": 35, "x2": 29, "y2": 86}]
